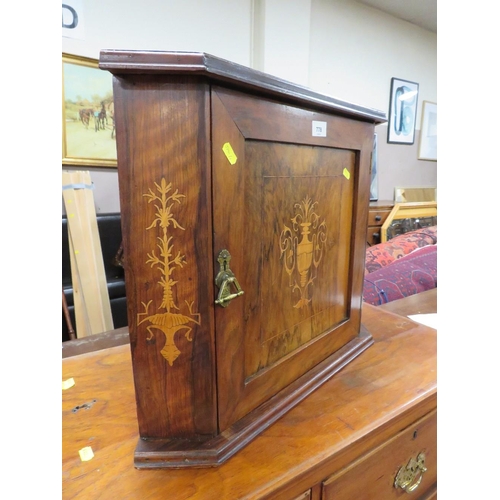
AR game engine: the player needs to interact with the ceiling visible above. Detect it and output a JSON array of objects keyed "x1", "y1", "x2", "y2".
[{"x1": 356, "y1": 0, "x2": 437, "y2": 33}]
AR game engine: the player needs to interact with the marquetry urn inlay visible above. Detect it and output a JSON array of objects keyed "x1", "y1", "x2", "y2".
[
  {"x1": 137, "y1": 178, "x2": 201, "y2": 366},
  {"x1": 279, "y1": 196, "x2": 327, "y2": 308}
]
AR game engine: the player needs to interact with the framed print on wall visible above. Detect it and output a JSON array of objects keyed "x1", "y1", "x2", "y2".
[
  {"x1": 387, "y1": 77, "x2": 419, "y2": 145},
  {"x1": 418, "y1": 101, "x2": 437, "y2": 161},
  {"x1": 370, "y1": 133, "x2": 378, "y2": 201},
  {"x1": 62, "y1": 53, "x2": 117, "y2": 167}
]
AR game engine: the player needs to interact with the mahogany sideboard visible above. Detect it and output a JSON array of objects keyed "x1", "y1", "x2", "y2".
[{"x1": 62, "y1": 300, "x2": 437, "y2": 499}]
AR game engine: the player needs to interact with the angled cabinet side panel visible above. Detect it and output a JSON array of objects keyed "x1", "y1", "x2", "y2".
[{"x1": 113, "y1": 75, "x2": 217, "y2": 438}]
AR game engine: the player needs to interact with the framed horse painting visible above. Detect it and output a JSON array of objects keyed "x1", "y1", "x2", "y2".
[{"x1": 62, "y1": 53, "x2": 117, "y2": 167}]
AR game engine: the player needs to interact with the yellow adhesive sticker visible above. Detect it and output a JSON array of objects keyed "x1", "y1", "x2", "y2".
[
  {"x1": 62, "y1": 378, "x2": 75, "y2": 390},
  {"x1": 79, "y1": 446, "x2": 94, "y2": 462},
  {"x1": 222, "y1": 142, "x2": 237, "y2": 165},
  {"x1": 343, "y1": 168, "x2": 350, "y2": 180}
]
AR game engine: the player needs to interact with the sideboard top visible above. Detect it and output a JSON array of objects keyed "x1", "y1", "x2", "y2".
[{"x1": 99, "y1": 50, "x2": 386, "y2": 125}]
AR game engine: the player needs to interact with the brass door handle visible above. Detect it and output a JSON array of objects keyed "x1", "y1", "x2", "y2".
[
  {"x1": 394, "y1": 452, "x2": 427, "y2": 493},
  {"x1": 215, "y1": 250, "x2": 244, "y2": 308}
]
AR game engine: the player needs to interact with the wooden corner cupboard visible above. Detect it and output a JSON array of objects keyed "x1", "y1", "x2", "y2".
[{"x1": 98, "y1": 50, "x2": 386, "y2": 468}]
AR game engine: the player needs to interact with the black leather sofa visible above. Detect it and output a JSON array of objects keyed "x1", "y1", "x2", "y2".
[{"x1": 62, "y1": 213, "x2": 127, "y2": 341}]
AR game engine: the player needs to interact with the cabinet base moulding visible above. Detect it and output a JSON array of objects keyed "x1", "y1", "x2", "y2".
[{"x1": 134, "y1": 327, "x2": 373, "y2": 469}]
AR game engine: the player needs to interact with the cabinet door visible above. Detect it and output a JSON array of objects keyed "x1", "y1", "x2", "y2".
[{"x1": 212, "y1": 87, "x2": 373, "y2": 430}]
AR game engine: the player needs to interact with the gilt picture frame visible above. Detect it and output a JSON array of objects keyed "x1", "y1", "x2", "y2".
[
  {"x1": 387, "y1": 77, "x2": 419, "y2": 145},
  {"x1": 418, "y1": 101, "x2": 437, "y2": 161},
  {"x1": 62, "y1": 53, "x2": 117, "y2": 167}
]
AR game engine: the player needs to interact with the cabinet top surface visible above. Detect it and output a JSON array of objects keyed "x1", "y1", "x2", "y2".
[{"x1": 99, "y1": 50, "x2": 386, "y2": 124}]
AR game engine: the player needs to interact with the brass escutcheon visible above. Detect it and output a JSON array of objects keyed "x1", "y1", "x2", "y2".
[
  {"x1": 394, "y1": 452, "x2": 427, "y2": 493},
  {"x1": 215, "y1": 250, "x2": 244, "y2": 307}
]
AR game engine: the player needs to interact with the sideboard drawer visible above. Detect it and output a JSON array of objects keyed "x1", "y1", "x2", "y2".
[
  {"x1": 321, "y1": 410, "x2": 437, "y2": 500},
  {"x1": 367, "y1": 209, "x2": 392, "y2": 227},
  {"x1": 367, "y1": 201, "x2": 394, "y2": 246},
  {"x1": 366, "y1": 226, "x2": 382, "y2": 246}
]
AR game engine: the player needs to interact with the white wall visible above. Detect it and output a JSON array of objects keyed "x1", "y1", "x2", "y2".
[
  {"x1": 309, "y1": 0, "x2": 436, "y2": 118},
  {"x1": 309, "y1": 0, "x2": 437, "y2": 200},
  {"x1": 252, "y1": 0, "x2": 312, "y2": 86},
  {"x1": 62, "y1": 0, "x2": 437, "y2": 212},
  {"x1": 63, "y1": 0, "x2": 253, "y2": 64}
]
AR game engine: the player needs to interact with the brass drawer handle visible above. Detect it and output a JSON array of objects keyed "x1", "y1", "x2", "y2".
[
  {"x1": 215, "y1": 249, "x2": 244, "y2": 307},
  {"x1": 394, "y1": 452, "x2": 427, "y2": 493}
]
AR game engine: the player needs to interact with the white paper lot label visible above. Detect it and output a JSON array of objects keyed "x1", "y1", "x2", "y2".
[{"x1": 312, "y1": 121, "x2": 327, "y2": 137}]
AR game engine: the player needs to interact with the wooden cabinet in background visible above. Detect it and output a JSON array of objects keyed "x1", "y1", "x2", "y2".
[{"x1": 367, "y1": 200, "x2": 394, "y2": 246}]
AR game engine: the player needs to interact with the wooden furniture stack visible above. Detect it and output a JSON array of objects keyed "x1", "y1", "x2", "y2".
[
  {"x1": 62, "y1": 170, "x2": 114, "y2": 337},
  {"x1": 394, "y1": 187, "x2": 437, "y2": 203},
  {"x1": 382, "y1": 201, "x2": 438, "y2": 242},
  {"x1": 367, "y1": 200, "x2": 394, "y2": 246},
  {"x1": 99, "y1": 50, "x2": 386, "y2": 468},
  {"x1": 62, "y1": 212, "x2": 127, "y2": 341}
]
